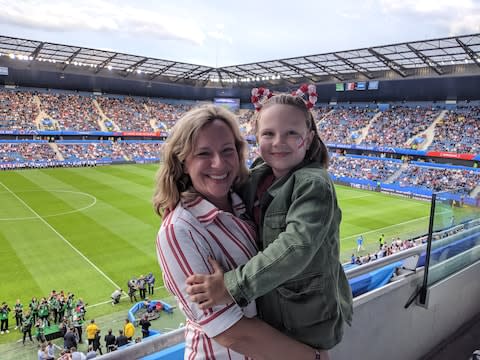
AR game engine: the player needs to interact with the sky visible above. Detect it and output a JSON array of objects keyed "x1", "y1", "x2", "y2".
[{"x1": 0, "y1": 0, "x2": 479, "y2": 67}]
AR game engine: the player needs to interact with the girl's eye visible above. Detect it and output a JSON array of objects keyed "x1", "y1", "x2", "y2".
[
  {"x1": 287, "y1": 130, "x2": 299, "y2": 136},
  {"x1": 261, "y1": 132, "x2": 273, "y2": 137}
]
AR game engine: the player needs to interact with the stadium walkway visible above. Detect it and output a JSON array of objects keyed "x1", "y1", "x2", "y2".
[{"x1": 421, "y1": 312, "x2": 480, "y2": 360}]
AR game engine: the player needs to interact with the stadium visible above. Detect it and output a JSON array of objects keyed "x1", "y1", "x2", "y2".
[{"x1": 0, "y1": 28, "x2": 479, "y2": 360}]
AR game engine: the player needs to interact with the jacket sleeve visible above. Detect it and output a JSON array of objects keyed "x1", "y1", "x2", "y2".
[{"x1": 224, "y1": 174, "x2": 338, "y2": 305}]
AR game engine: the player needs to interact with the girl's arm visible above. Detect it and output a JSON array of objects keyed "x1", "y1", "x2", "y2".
[
  {"x1": 187, "y1": 174, "x2": 337, "y2": 308},
  {"x1": 159, "y1": 221, "x2": 323, "y2": 359}
]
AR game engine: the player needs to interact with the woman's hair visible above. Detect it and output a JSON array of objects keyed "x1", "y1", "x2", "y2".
[
  {"x1": 252, "y1": 93, "x2": 329, "y2": 168},
  {"x1": 153, "y1": 104, "x2": 249, "y2": 215}
]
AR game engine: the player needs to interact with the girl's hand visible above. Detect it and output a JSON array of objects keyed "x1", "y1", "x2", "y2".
[{"x1": 186, "y1": 257, "x2": 234, "y2": 309}]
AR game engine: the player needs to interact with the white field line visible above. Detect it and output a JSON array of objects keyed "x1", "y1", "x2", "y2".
[
  {"x1": 86, "y1": 286, "x2": 166, "y2": 308},
  {"x1": 341, "y1": 215, "x2": 429, "y2": 242},
  {"x1": 0, "y1": 181, "x2": 120, "y2": 289},
  {"x1": 0, "y1": 189, "x2": 97, "y2": 221},
  {"x1": 341, "y1": 209, "x2": 449, "y2": 242}
]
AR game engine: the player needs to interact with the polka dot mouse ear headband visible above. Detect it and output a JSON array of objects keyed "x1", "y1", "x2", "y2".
[
  {"x1": 291, "y1": 84, "x2": 318, "y2": 109},
  {"x1": 251, "y1": 87, "x2": 273, "y2": 111}
]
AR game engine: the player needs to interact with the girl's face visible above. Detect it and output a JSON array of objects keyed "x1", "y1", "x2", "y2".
[{"x1": 257, "y1": 104, "x2": 313, "y2": 178}]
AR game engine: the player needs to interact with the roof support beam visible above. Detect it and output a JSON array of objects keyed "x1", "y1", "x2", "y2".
[
  {"x1": 278, "y1": 60, "x2": 317, "y2": 82},
  {"x1": 29, "y1": 42, "x2": 45, "y2": 60},
  {"x1": 456, "y1": 38, "x2": 480, "y2": 68},
  {"x1": 303, "y1": 57, "x2": 344, "y2": 81},
  {"x1": 406, "y1": 44, "x2": 444, "y2": 75},
  {"x1": 148, "y1": 63, "x2": 177, "y2": 80},
  {"x1": 333, "y1": 54, "x2": 373, "y2": 79},
  {"x1": 95, "y1": 53, "x2": 117, "y2": 74},
  {"x1": 367, "y1": 48, "x2": 408, "y2": 77},
  {"x1": 62, "y1": 48, "x2": 81, "y2": 70}
]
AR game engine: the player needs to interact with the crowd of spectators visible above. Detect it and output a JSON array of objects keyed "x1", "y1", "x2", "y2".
[
  {"x1": 362, "y1": 106, "x2": 439, "y2": 148},
  {"x1": 429, "y1": 106, "x2": 480, "y2": 154},
  {"x1": 96, "y1": 96, "x2": 152, "y2": 132},
  {"x1": 0, "y1": 90, "x2": 39, "y2": 130},
  {"x1": 37, "y1": 93, "x2": 101, "y2": 132},
  {"x1": 329, "y1": 155, "x2": 402, "y2": 182},
  {"x1": 351, "y1": 236, "x2": 421, "y2": 266},
  {"x1": 317, "y1": 107, "x2": 376, "y2": 144},
  {"x1": 56, "y1": 143, "x2": 124, "y2": 162},
  {"x1": 397, "y1": 165, "x2": 480, "y2": 195},
  {"x1": 0, "y1": 143, "x2": 57, "y2": 163},
  {"x1": 118, "y1": 142, "x2": 161, "y2": 161},
  {"x1": 146, "y1": 101, "x2": 192, "y2": 132}
]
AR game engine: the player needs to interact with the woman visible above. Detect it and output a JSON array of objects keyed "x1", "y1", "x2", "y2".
[{"x1": 154, "y1": 105, "x2": 321, "y2": 359}]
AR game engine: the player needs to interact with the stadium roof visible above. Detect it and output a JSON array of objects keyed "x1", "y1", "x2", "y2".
[{"x1": 0, "y1": 33, "x2": 479, "y2": 87}]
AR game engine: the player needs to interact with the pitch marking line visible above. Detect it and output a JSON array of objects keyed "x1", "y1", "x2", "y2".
[
  {"x1": 0, "y1": 189, "x2": 97, "y2": 221},
  {"x1": 342, "y1": 209, "x2": 449, "y2": 242},
  {"x1": 0, "y1": 181, "x2": 120, "y2": 290},
  {"x1": 87, "y1": 286, "x2": 166, "y2": 308}
]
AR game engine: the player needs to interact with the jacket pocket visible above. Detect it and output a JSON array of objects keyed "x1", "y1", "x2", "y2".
[
  {"x1": 264, "y1": 213, "x2": 287, "y2": 229},
  {"x1": 276, "y1": 273, "x2": 338, "y2": 330}
]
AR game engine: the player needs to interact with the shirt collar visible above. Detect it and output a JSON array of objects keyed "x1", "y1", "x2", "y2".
[{"x1": 183, "y1": 192, "x2": 246, "y2": 225}]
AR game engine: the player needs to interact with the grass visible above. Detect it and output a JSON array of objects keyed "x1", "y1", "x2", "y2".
[{"x1": 0, "y1": 164, "x2": 433, "y2": 353}]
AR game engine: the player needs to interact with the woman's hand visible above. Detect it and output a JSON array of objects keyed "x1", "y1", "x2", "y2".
[{"x1": 186, "y1": 257, "x2": 234, "y2": 309}]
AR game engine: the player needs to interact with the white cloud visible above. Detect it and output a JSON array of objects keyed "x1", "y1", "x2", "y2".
[
  {"x1": 0, "y1": 0, "x2": 206, "y2": 45},
  {"x1": 379, "y1": 0, "x2": 480, "y2": 35}
]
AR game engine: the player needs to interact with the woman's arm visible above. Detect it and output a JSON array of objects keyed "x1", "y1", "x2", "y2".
[{"x1": 214, "y1": 316, "x2": 326, "y2": 360}]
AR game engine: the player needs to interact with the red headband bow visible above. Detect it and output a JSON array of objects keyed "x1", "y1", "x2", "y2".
[{"x1": 291, "y1": 84, "x2": 318, "y2": 109}]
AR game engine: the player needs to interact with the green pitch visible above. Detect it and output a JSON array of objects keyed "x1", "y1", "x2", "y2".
[{"x1": 0, "y1": 164, "x2": 431, "y2": 344}]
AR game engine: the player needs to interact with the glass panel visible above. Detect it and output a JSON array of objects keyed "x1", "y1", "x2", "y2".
[{"x1": 426, "y1": 188, "x2": 480, "y2": 287}]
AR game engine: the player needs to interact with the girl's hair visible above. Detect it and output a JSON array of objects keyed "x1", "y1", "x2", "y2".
[
  {"x1": 252, "y1": 93, "x2": 329, "y2": 168},
  {"x1": 153, "y1": 105, "x2": 249, "y2": 215}
]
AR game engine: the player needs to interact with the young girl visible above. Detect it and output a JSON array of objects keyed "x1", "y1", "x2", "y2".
[{"x1": 186, "y1": 93, "x2": 353, "y2": 352}]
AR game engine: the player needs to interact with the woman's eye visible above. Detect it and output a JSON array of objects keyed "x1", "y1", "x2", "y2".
[
  {"x1": 196, "y1": 152, "x2": 210, "y2": 157},
  {"x1": 223, "y1": 148, "x2": 235, "y2": 154}
]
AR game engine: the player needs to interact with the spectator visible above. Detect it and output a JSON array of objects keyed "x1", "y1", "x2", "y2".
[
  {"x1": 139, "y1": 314, "x2": 151, "y2": 338},
  {"x1": 123, "y1": 319, "x2": 135, "y2": 342},
  {"x1": 64, "y1": 327, "x2": 77, "y2": 350},
  {"x1": 93, "y1": 329, "x2": 103, "y2": 355},
  {"x1": 0, "y1": 302, "x2": 11, "y2": 334},
  {"x1": 21, "y1": 311, "x2": 34, "y2": 344},
  {"x1": 86, "y1": 319, "x2": 99, "y2": 347},
  {"x1": 46, "y1": 341, "x2": 55, "y2": 360},
  {"x1": 104, "y1": 329, "x2": 116, "y2": 352},
  {"x1": 86, "y1": 345, "x2": 96, "y2": 359},
  {"x1": 146, "y1": 272, "x2": 155, "y2": 295},
  {"x1": 115, "y1": 329, "x2": 128, "y2": 348},
  {"x1": 70, "y1": 346, "x2": 86, "y2": 360},
  {"x1": 111, "y1": 289, "x2": 122, "y2": 305}
]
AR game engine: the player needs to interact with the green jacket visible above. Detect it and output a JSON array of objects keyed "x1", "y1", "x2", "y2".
[{"x1": 225, "y1": 159, "x2": 353, "y2": 349}]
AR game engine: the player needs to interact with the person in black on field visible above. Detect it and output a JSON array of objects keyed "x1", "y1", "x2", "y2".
[
  {"x1": 104, "y1": 328, "x2": 116, "y2": 352},
  {"x1": 139, "y1": 314, "x2": 151, "y2": 338},
  {"x1": 115, "y1": 329, "x2": 128, "y2": 348}
]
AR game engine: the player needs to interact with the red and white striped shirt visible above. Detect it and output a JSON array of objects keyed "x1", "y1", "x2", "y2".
[{"x1": 156, "y1": 193, "x2": 258, "y2": 360}]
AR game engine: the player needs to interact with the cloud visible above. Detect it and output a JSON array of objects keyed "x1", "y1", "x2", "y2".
[
  {"x1": 0, "y1": 0, "x2": 206, "y2": 45},
  {"x1": 379, "y1": 0, "x2": 480, "y2": 35}
]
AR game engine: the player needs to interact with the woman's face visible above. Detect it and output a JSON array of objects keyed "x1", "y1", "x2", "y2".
[{"x1": 184, "y1": 119, "x2": 240, "y2": 209}]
